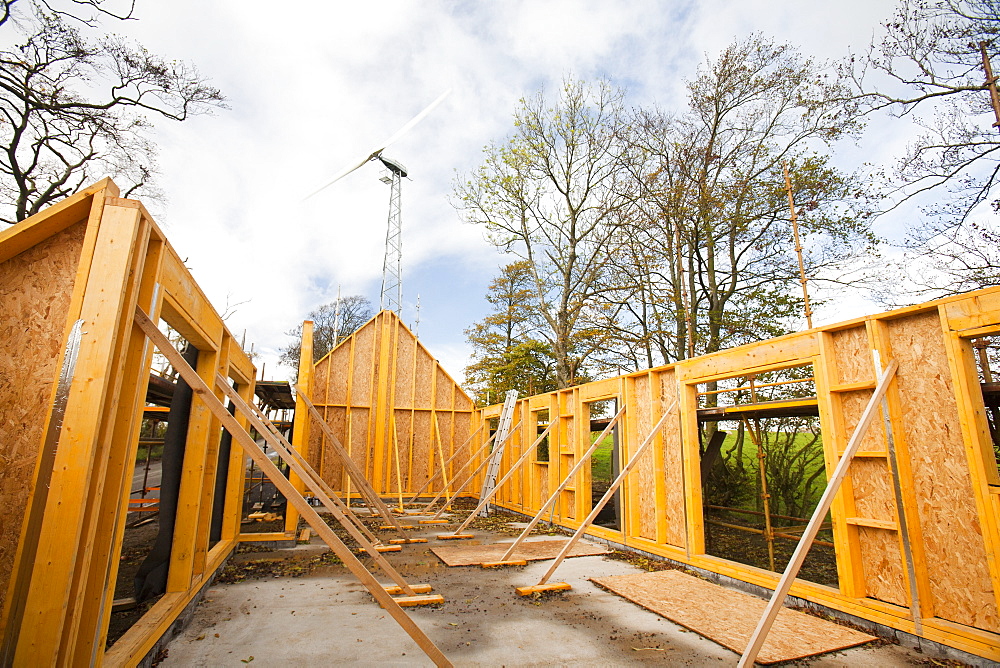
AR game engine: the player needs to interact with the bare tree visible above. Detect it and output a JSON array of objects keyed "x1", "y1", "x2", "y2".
[
  {"x1": 0, "y1": 3, "x2": 225, "y2": 224},
  {"x1": 279, "y1": 295, "x2": 374, "y2": 372},
  {"x1": 847, "y1": 0, "x2": 1000, "y2": 292}
]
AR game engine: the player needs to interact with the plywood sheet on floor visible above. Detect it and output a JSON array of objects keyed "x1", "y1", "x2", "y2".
[
  {"x1": 591, "y1": 570, "x2": 875, "y2": 664},
  {"x1": 430, "y1": 539, "x2": 608, "y2": 567}
]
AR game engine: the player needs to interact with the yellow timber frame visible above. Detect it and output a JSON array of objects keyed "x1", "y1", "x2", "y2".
[
  {"x1": 0, "y1": 180, "x2": 257, "y2": 665},
  {"x1": 475, "y1": 287, "x2": 1000, "y2": 661},
  {"x1": 303, "y1": 310, "x2": 478, "y2": 504}
]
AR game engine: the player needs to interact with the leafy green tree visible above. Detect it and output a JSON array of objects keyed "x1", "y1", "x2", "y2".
[
  {"x1": 454, "y1": 79, "x2": 628, "y2": 388},
  {"x1": 463, "y1": 262, "x2": 558, "y2": 405},
  {"x1": 600, "y1": 37, "x2": 876, "y2": 370}
]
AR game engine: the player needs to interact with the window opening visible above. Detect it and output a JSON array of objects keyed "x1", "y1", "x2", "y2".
[
  {"x1": 973, "y1": 336, "x2": 1000, "y2": 484},
  {"x1": 589, "y1": 398, "x2": 620, "y2": 531},
  {"x1": 534, "y1": 409, "x2": 550, "y2": 462},
  {"x1": 697, "y1": 364, "x2": 837, "y2": 587}
]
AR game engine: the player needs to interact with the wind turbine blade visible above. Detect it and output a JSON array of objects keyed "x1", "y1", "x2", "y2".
[
  {"x1": 375, "y1": 88, "x2": 452, "y2": 154},
  {"x1": 303, "y1": 150, "x2": 379, "y2": 200},
  {"x1": 304, "y1": 89, "x2": 451, "y2": 201}
]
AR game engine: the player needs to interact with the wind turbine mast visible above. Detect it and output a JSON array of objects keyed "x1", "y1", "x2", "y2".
[{"x1": 378, "y1": 156, "x2": 407, "y2": 314}]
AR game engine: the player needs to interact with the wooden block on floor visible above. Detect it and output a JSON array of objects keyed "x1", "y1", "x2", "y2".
[
  {"x1": 480, "y1": 560, "x2": 528, "y2": 568},
  {"x1": 375, "y1": 544, "x2": 402, "y2": 552},
  {"x1": 436, "y1": 533, "x2": 474, "y2": 540},
  {"x1": 384, "y1": 594, "x2": 445, "y2": 607},
  {"x1": 379, "y1": 525, "x2": 420, "y2": 530},
  {"x1": 297, "y1": 528, "x2": 311, "y2": 543},
  {"x1": 418, "y1": 519, "x2": 450, "y2": 524},
  {"x1": 515, "y1": 582, "x2": 572, "y2": 596},
  {"x1": 382, "y1": 584, "x2": 433, "y2": 595},
  {"x1": 389, "y1": 538, "x2": 429, "y2": 544}
]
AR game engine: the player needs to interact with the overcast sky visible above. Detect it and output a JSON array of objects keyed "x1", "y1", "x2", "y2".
[{"x1": 108, "y1": 0, "x2": 904, "y2": 381}]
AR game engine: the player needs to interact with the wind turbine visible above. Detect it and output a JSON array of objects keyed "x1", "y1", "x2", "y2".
[{"x1": 306, "y1": 90, "x2": 451, "y2": 315}]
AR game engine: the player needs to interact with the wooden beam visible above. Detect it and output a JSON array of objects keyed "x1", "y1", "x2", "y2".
[
  {"x1": 214, "y1": 375, "x2": 416, "y2": 594},
  {"x1": 405, "y1": 425, "x2": 484, "y2": 503},
  {"x1": 134, "y1": 306, "x2": 452, "y2": 667},
  {"x1": 285, "y1": 320, "x2": 314, "y2": 534},
  {"x1": 499, "y1": 407, "x2": 625, "y2": 563},
  {"x1": 446, "y1": 422, "x2": 553, "y2": 537},
  {"x1": 738, "y1": 360, "x2": 898, "y2": 667},
  {"x1": 531, "y1": 401, "x2": 677, "y2": 589}
]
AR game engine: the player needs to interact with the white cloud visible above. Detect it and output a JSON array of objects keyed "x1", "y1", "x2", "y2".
[{"x1": 94, "y1": 0, "x2": 916, "y2": 381}]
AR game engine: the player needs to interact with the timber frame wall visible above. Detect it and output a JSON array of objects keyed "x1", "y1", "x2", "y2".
[
  {"x1": 303, "y1": 311, "x2": 477, "y2": 503},
  {"x1": 0, "y1": 180, "x2": 256, "y2": 664},
  {"x1": 476, "y1": 287, "x2": 1000, "y2": 660},
  {"x1": 304, "y1": 287, "x2": 1000, "y2": 660}
]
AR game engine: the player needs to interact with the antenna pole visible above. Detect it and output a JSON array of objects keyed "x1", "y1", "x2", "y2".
[
  {"x1": 783, "y1": 161, "x2": 813, "y2": 329},
  {"x1": 414, "y1": 294, "x2": 421, "y2": 337},
  {"x1": 332, "y1": 285, "x2": 342, "y2": 348}
]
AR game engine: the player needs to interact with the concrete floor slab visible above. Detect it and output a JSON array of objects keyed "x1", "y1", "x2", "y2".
[{"x1": 161, "y1": 523, "x2": 929, "y2": 667}]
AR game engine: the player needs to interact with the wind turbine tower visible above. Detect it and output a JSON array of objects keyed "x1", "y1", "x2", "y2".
[
  {"x1": 378, "y1": 156, "x2": 406, "y2": 313},
  {"x1": 306, "y1": 90, "x2": 451, "y2": 317}
]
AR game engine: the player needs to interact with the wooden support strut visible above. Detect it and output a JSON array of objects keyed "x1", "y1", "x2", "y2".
[
  {"x1": 528, "y1": 401, "x2": 677, "y2": 590},
  {"x1": 405, "y1": 425, "x2": 484, "y2": 504},
  {"x1": 421, "y1": 430, "x2": 498, "y2": 513},
  {"x1": 219, "y1": 377, "x2": 384, "y2": 548},
  {"x1": 133, "y1": 306, "x2": 452, "y2": 667},
  {"x1": 500, "y1": 406, "x2": 626, "y2": 563},
  {"x1": 428, "y1": 422, "x2": 522, "y2": 523},
  {"x1": 444, "y1": 422, "x2": 555, "y2": 538},
  {"x1": 295, "y1": 387, "x2": 412, "y2": 540},
  {"x1": 738, "y1": 359, "x2": 898, "y2": 668},
  {"x1": 213, "y1": 376, "x2": 425, "y2": 580}
]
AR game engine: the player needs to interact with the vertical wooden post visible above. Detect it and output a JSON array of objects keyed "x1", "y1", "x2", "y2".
[
  {"x1": 12, "y1": 201, "x2": 142, "y2": 665},
  {"x1": 783, "y1": 161, "x2": 813, "y2": 329},
  {"x1": 285, "y1": 320, "x2": 314, "y2": 534},
  {"x1": 979, "y1": 41, "x2": 1000, "y2": 131}
]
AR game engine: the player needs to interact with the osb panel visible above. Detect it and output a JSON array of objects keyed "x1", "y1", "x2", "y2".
[
  {"x1": 450, "y1": 413, "x2": 472, "y2": 488},
  {"x1": 888, "y1": 311, "x2": 999, "y2": 632},
  {"x1": 435, "y1": 368, "x2": 453, "y2": 410},
  {"x1": 322, "y1": 407, "x2": 348, "y2": 486},
  {"x1": 840, "y1": 390, "x2": 885, "y2": 453},
  {"x1": 348, "y1": 407, "x2": 371, "y2": 491},
  {"x1": 410, "y1": 410, "x2": 432, "y2": 492},
  {"x1": 389, "y1": 409, "x2": 413, "y2": 491},
  {"x1": 350, "y1": 323, "x2": 376, "y2": 405},
  {"x1": 563, "y1": 488, "x2": 575, "y2": 520},
  {"x1": 0, "y1": 219, "x2": 85, "y2": 615},
  {"x1": 312, "y1": 356, "x2": 331, "y2": 404},
  {"x1": 830, "y1": 326, "x2": 872, "y2": 385},
  {"x1": 413, "y1": 350, "x2": 435, "y2": 410},
  {"x1": 849, "y1": 459, "x2": 897, "y2": 523},
  {"x1": 393, "y1": 333, "x2": 415, "y2": 408},
  {"x1": 632, "y1": 374, "x2": 657, "y2": 540},
  {"x1": 431, "y1": 537, "x2": 608, "y2": 567},
  {"x1": 535, "y1": 464, "x2": 548, "y2": 515},
  {"x1": 592, "y1": 570, "x2": 874, "y2": 664},
  {"x1": 857, "y1": 526, "x2": 907, "y2": 606},
  {"x1": 325, "y1": 345, "x2": 351, "y2": 405},
  {"x1": 659, "y1": 369, "x2": 685, "y2": 548}
]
